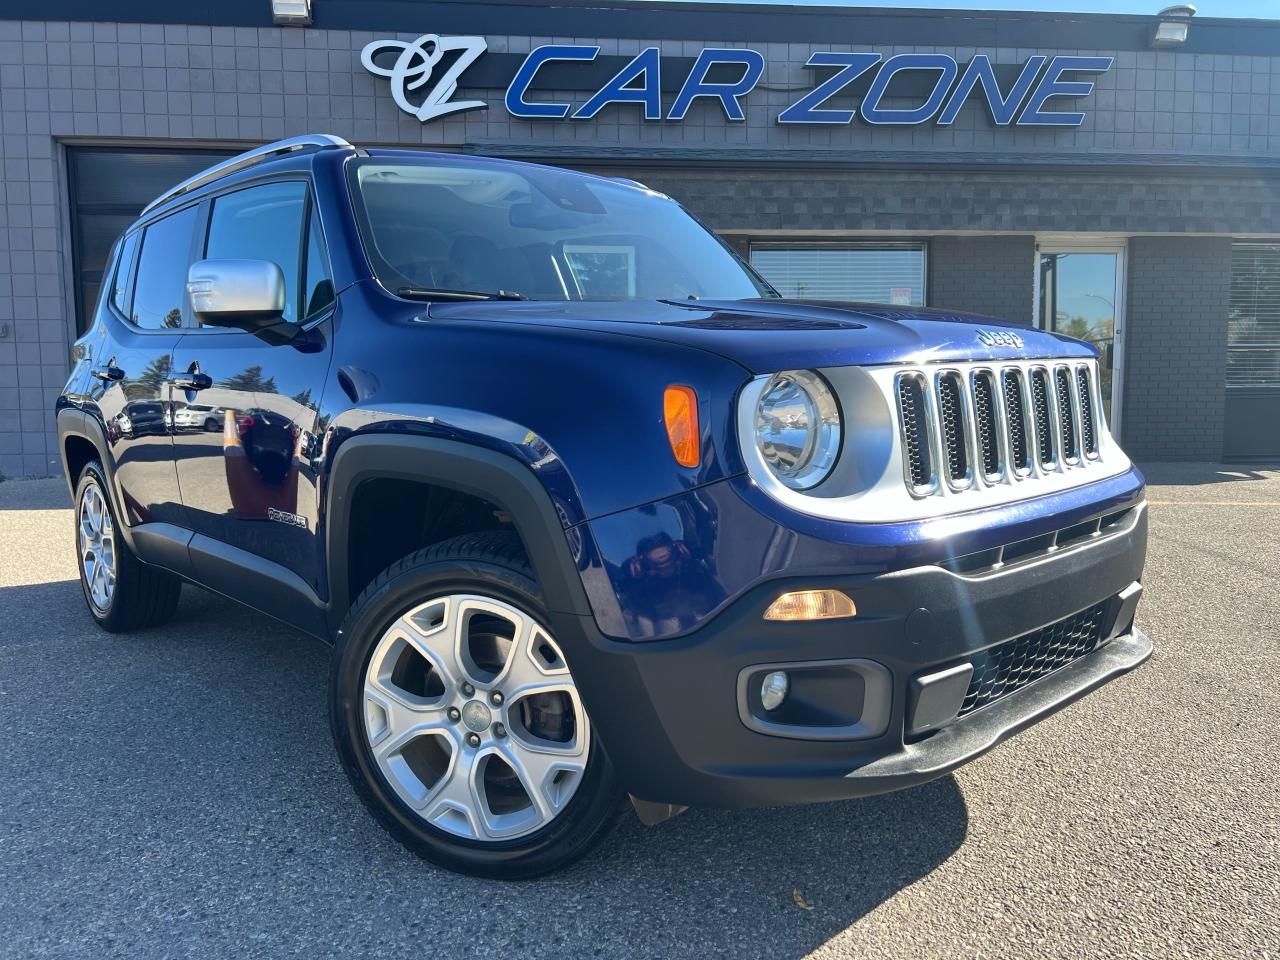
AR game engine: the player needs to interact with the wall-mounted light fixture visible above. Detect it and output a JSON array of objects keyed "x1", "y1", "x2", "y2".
[
  {"x1": 1151, "y1": 4, "x2": 1196, "y2": 47},
  {"x1": 271, "y1": 0, "x2": 313, "y2": 26}
]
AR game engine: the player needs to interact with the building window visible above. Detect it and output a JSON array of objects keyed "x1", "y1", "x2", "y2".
[
  {"x1": 1228, "y1": 243, "x2": 1280, "y2": 389},
  {"x1": 67, "y1": 147, "x2": 235, "y2": 334},
  {"x1": 749, "y1": 242, "x2": 926, "y2": 305}
]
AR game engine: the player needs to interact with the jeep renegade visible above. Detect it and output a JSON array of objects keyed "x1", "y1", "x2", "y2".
[{"x1": 57, "y1": 135, "x2": 1151, "y2": 878}]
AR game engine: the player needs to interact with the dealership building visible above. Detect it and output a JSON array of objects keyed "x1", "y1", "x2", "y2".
[{"x1": 1, "y1": 0, "x2": 1278, "y2": 477}]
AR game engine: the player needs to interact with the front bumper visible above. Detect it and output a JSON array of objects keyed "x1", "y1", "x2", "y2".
[
  {"x1": 559, "y1": 501, "x2": 1150, "y2": 808},
  {"x1": 831, "y1": 628, "x2": 1150, "y2": 797}
]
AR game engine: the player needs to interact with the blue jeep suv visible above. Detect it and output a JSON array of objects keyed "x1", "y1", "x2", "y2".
[{"x1": 57, "y1": 135, "x2": 1151, "y2": 878}]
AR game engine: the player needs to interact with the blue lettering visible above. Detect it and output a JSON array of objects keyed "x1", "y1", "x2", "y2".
[
  {"x1": 669, "y1": 48, "x2": 765, "y2": 122},
  {"x1": 777, "y1": 53, "x2": 882, "y2": 125},
  {"x1": 938, "y1": 55, "x2": 1046, "y2": 126},
  {"x1": 1017, "y1": 55, "x2": 1113, "y2": 126},
  {"x1": 506, "y1": 44, "x2": 599, "y2": 119},
  {"x1": 573, "y1": 47, "x2": 662, "y2": 120},
  {"x1": 861, "y1": 54, "x2": 958, "y2": 125}
]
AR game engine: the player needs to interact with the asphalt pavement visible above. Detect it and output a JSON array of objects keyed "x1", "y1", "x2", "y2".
[{"x1": 0, "y1": 464, "x2": 1277, "y2": 959}]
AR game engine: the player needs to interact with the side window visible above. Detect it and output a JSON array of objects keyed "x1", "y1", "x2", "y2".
[
  {"x1": 302, "y1": 209, "x2": 335, "y2": 320},
  {"x1": 132, "y1": 205, "x2": 200, "y2": 329},
  {"x1": 204, "y1": 181, "x2": 307, "y2": 325},
  {"x1": 111, "y1": 230, "x2": 140, "y2": 316}
]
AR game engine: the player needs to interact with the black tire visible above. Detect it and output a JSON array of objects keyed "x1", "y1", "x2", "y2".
[
  {"x1": 203, "y1": 418, "x2": 219, "y2": 432},
  {"x1": 329, "y1": 531, "x2": 626, "y2": 879},
  {"x1": 73, "y1": 460, "x2": 182, "y2": 632}
]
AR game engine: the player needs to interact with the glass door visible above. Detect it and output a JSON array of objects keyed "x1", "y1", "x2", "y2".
[{"x1": 1036, "y1": 244, "x2": 1126, "y2": 434}]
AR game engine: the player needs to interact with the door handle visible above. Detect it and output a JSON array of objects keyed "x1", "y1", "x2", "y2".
[
  {"x1": 169, "y1": 371, "x2": 213, "y2": 391},
  {"x1": 90, "y1": 364, "x2": 124, "y2": 382}
]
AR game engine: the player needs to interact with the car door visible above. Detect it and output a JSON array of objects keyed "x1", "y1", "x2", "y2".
[
  {"x1": 169, "y1": 179, "x2": 336, "y2": 593},
  {"x1": 84, "y1": 205, "x2": 202, "y2": 530}
]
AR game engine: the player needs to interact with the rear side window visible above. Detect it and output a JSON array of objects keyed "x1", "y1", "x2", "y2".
[
  {"x1": 132, "y1": 206, "x2": 199, "y2": 329},
  {"x1": 110, "y1": 231, "x2": 140, "y2": 316},
  {"x1": 204, "y1": 181, "x2": 308, "y2": 325}
]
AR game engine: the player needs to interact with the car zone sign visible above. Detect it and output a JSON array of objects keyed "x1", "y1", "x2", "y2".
[{"x1": 361, "y1": 34, "x2": 1112, "y2": 128}]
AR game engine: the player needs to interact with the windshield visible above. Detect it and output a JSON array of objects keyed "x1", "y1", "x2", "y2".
[{"x1": 348, "y1": 156, "x2": 773, "y2": 302}]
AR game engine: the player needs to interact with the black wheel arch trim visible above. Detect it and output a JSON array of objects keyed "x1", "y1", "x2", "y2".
[
  {"x1": 56, "y1": 407, "x2": 90, "y2": 496},
  {"x1": 56, "y1": 408, "x2": 145, "y2": 553},
  {"x1": 324, "y1": 433, "x2": 595, "y2": 637}
]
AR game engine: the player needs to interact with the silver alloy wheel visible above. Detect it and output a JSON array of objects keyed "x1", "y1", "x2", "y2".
[
  {"x1": 362, "y1": 594, "x2": 591, "y2": 842},
  {"x1": 78, "y1": 480, "x2": 117, "y2": 612}
]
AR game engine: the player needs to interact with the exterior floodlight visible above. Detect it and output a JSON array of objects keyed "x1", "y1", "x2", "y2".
[
  {"x1": 1151, "y1": 5, "x2": 1195, "y2": 47},
  {"x1": 271, "y1": 0, "x2": 313, "y2": 26}
]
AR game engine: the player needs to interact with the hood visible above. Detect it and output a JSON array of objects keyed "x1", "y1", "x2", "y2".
[{"x1": 425, "y1": 298, "x2": 1095, "y2": 374}]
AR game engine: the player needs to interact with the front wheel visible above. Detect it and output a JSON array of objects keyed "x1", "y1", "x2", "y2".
[{"x1": 329, "y1": 532, "x2": 624, "y2": 879}]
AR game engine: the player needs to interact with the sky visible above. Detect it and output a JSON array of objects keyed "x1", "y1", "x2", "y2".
[{"x1": 657, "y1": 0, "x2": 1279, "y2": 17}]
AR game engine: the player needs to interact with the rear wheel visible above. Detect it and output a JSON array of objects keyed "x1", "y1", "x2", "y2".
[
  {"x1": 74, "y1": 460, "x2": 181, "y2": 632},
  {"x1": 329, "y1": 532, "x2": 624, "y2": 879}
]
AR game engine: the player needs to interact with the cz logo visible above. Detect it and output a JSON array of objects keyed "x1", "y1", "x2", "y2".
[
  {"x1": 976, "y1": 329, "x2": 1024, "y2": 349},
  {"x1": 361, "y1": 34, "x2": 488, "y2": 122}
]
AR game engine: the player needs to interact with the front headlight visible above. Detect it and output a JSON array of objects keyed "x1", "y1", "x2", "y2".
[{"x1": 754, "y1": 369, "x2": 842, "y2": 490}]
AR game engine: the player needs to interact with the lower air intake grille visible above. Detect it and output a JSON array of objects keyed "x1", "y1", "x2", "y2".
[
  {"x1": 959, "y1": 601, "x2": 1110, "y2": 717},
  {"x1": 897, "y1": 375, "x2": 931, "y2": 489}
]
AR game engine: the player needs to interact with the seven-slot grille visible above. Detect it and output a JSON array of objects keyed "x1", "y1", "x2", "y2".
[{"x1": 896, "y1": 360, "x2": 1102, "y2": 499}]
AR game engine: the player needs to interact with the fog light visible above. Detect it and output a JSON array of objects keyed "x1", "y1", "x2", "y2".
[
  {"x1": 760, "y1": 671, "x2": 789, "y2": 711},
  {"x1": 763, "y1": 589, "x2": 857, "y2": 622}
]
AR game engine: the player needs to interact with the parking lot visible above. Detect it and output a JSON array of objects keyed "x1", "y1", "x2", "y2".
[{"x1": 0, "y1": 464, "x2": 1277, "y2": 959}]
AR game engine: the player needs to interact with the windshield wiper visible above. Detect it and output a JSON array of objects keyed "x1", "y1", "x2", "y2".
[{"x1": 396, "y1": 286, "x2": 527, "y2": 302}]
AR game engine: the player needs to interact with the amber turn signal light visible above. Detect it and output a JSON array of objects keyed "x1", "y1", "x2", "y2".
[
  {"x1": 763, "y1": 589, "x2": 857, "y2": 622},
  {"x1": 664, "y1": 385, "x2": 700, "y2": 468}
]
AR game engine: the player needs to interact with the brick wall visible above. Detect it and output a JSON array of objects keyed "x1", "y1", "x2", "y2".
[
  {"x1": 1121, "y1": 236, "x2": 1232, "y2": 461},
  {"x1": 929, "y1": 236, "x2": 1035, "y2": 324},
  {"x1": 626, "y1": 167, "x2": 1280, "y2": 236},
  {"x1": 0, "y1": 16, "x2": 1276, "y2": 475}
]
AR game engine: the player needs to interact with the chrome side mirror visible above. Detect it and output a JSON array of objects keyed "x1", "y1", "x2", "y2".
[{"x1": 187, "y1": 259, "x2": 286, "y2": 329}]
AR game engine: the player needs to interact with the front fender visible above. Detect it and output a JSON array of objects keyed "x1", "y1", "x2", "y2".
[
  {"x1": 324, "y1": 281, "x2": 754, "y2": 525},
  {"x1": 323, "y1": 433, "x2": 598, "y2": 636}
]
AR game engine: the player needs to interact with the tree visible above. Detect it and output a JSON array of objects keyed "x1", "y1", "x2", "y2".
[
  {"x1": 1060, "y1": 316, "x2": 1093, "y2": 341},
  {"x1": 219, "y1": 364, "x2": 277, "y2": 394}
]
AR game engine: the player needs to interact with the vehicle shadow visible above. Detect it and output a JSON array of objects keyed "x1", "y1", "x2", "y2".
[
  {"x1": 0, "y1": 578, "x2": 968, "y2": 960},
  {"x1": 0, "y1": 477, "x2": 71, "y2": 510},
  {"x1": 572, "y1": 777, "x2": 969, "y2": 957},
  {"x1": 1139, "y1": 460, "x2": 1280, "y2": 486}
]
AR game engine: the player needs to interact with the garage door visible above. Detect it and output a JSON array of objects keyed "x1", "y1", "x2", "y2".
[{"x1": 67, "y1": 146, "x2": 235, "y2": 336}]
